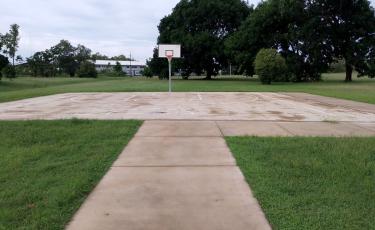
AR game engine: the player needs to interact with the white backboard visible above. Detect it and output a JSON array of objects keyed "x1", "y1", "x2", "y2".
[{"x1": 158, "y1": 44, "x2": 181, "y2": 58}]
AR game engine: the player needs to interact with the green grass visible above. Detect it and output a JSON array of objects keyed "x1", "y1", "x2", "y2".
[
  {"x1": 226, "y1": 137, "x2": 375, "y2": 230},
  {"x1": 0, "y1": 120, "x2": 142, "y2": 230},
  {"x1": 0, "y1": 73, "x2": 374, "y2": 104}
]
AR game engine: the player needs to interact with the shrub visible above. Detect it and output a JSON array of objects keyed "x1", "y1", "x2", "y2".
[
  {"x1": 2, "y1": 65, "x2": 16, "y2": 79},
  {"x1": 159, "y1": 68, "x2": 169, "y2": 80},
  {"x1": 77, "y1": 61, "x2": 98, "y2": 78},
  {"x1": 113, "y1": 61, "x2": 126, "y2": 76},
  {"x1": 142, "y1": 67, "x2": 153, "y2": 78},
  {"x1": 254, "y1": 48, "x2": 288, "y2": 84}
]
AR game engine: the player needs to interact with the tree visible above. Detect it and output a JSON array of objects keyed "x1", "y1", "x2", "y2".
[
  {"x1": 309, "y1": 0, "x2": 375, "y2": 82},
  {"x1": 2, "y1": 65, "x2": 16, "y2": 79},
  {"x1": 254, "y1": 48, "x2": 288, "y2": 84},
  {"x1": 75, "y1": 44, "x2": 92, "y2": 65},
  {"x1": 26, "y1": 51, "x2": 57, "y2": 77},
  {"x1": 147, "y1": 48, "x2": 168, "y2": 78},
  {"x1": 91, "y1": 52, "x2": 109, "y2": 61},
  {"x1": 111, "y1": 55, "x2": 130, "y2": 61},
  {"x1": 0, "y1": 54, "x2": 9, "y2": 80},
  {"x1": 113, "y1": 61, "x2": 125, "y2": 76},
  {"x1": 77, "y1": 61, "x2": 97, "y2": 78},
  {"x1": 0, "y1": 33, "x2": 4, "y2": 53},
  {"x1": 156, "y1": 0, "x2": 250, "y2": 79},
  {"x1": 142, "y1": 66, "x2": 153, "y2": 78},
  {"x1": 50, "y1": 40, "x2": 78, "y2": 77},
  {"x1": 3, "y1": 24, "x2": 20, "y2": 66},
  {"x1": 226, "y1": 0, "x2": 332, "y2": 81},
  {"x1": 26, "y1": 40, "x2": 94, "y2": 77}
]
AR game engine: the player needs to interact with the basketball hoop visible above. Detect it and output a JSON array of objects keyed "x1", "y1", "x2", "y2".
[{"x1": 158, "y1": 44, "x2": 181, "y2": 93}]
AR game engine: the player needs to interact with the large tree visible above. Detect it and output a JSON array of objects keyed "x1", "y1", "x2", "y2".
[
  {"x1": 27, "y1": 50, "x2": 57, "y2": 77},
  {"x1": 47, "y1": 40, "x2": 92, "y2": 77},
  {"x1": 309, "y1": 0, "x2": 375, "y2": 82},
  {"x1": 3, "y1": 24, "x2": 20, "y2": 66},
  {"x1": 156, "y1": 0, "x2": 250, "y2": 79},
  {"x1": 26, "y1": 40, "x2": 92, "y2": 77},
  {"x1": 227, "y1": 0, "x2": 375, "y2": 82},
  {"x1": 50, "y1": 40, "x2": 78, "y2": 77},
  {"x1": 226, "y1": 0, "x2": 333, "y2": 81}
]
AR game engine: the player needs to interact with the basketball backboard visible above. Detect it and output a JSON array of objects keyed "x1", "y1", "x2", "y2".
[{"x1": 158, "y1": 44, "x2": 181, "y2": 59}]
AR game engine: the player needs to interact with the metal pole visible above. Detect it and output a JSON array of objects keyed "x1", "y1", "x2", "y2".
[
  {"x1": 229, "y1": 62, "x2": 232, "y2": 77},
  {"x1": 129, "y1": 53, "x2": 132, "y2": 77},
  {"x1": 168, "y1": 59, "x2": 172, "y2": 93}
]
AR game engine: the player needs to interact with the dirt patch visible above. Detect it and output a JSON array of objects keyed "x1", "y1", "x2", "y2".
[
  {"x1": 278, "y1": 114, "x2": 306, "y2": 121},
  {"x1": 268, "y1": 111, "x2": 283, "y2": 115}
]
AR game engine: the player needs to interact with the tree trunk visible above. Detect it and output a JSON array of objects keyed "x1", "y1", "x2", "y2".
[
  {"x1": 345, "y1": 62, "x2": 353, "y2": 82},
  {"x1": 205, "y1": 68, "x2": 213, "y2": 80}
]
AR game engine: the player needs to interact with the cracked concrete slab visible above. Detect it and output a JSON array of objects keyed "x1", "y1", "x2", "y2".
[
  {"x1": 217, "y1": 121, "x2": 292, "y2": 136},
  {"x1": 356, "y1": 123, "x2": 375, "y2": 132},
  {"x1": 136, "y1": 120, "x2": 222, "y2": 137},
  {"x1": 281, "y1": 93, "x2": 375, "y2": 114},
  {"x1": 113, "y1": 137, "x2": 235, "y2": 167},
  {"x1": 1, "y1": 92, "x2": 375, "y2": 122},
  {"x1": 67, "y1": 167, "x2": 270, "y2": 230},
  {"x1": 278, "y1": 121, "x2": 375, "y2": 137}
]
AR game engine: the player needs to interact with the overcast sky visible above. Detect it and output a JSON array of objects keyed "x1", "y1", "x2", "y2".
[{"x1": 0, "y1": 0, "x2": 373, "y2": 62}]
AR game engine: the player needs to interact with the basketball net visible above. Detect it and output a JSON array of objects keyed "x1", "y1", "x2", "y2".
[
  {"x1": 166, "y1": 50, "x2": 174, "y2": 62},
  {"x1": 167, "y1": 55, "x2": 173, "y2": 62}
]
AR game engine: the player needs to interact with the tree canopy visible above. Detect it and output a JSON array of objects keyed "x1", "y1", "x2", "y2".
[
  {"x1": 310, "y1": 0, "x2": 375, "y2": 81},
  {"x1": 226, "y1": 0, "x2": 375, "y2": 81},
  {"x1": 91, "y1": 53, "x2": 132, "y2": 61},
  {"x1": 151, "y1": 0, "x2": 375, "y2": 82},
  {"x1": 155, "y1": 0, "x2": 250, "y2": 79},
  {"x1": 27, "y1": 40, "x2": 92, "y2": 77}
]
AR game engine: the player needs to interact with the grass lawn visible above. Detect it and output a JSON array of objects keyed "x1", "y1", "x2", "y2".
[
  {"x1": 0, "y1": 73, "x2": 374, "y2": 104},
  {"x1": 0, "y1": 120, "x2": 142, "y2": 230},
  {"x1": 226, "y1": 137, "x2": 375, "y2": 229}
]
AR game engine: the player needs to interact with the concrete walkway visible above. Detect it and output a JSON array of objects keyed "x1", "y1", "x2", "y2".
[{"x1": 67, "y1": 121, "x2": 271, "y2": 230}]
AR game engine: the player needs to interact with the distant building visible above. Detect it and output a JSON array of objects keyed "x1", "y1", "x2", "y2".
[{"x1": 94, "y1": 60, "x2": 146, "y2": 76}]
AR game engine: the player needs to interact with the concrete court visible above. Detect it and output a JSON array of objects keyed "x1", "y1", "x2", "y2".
[
  {"x1": 67, "y1": 121, "x2": 271, "y2": 230},
  {"x1": 1, "y1": 92, "x2": 375, "y2": 122}
]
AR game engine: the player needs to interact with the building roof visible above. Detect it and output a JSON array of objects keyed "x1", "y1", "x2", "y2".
[{"x1": 94, "y1": 60, "x2": 146, "y2": 66}]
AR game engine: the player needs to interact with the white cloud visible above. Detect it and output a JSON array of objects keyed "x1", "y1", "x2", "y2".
[
  {"x1": 1, "y1": 0, "x2": 373, "y2": 61},
  {"x1": 0, "y1": 0, "x2": 183, "y2": 61}
]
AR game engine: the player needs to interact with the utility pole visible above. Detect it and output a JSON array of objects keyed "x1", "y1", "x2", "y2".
[{"x1": 129, "y1": 52, "x2": 133, "y2": 77}]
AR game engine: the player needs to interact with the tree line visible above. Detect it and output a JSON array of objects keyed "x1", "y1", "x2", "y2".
[
  {"x1": 148, "y1": 0, "x2": 375, "y2": 82},
  {"x1": 26, "y1": 40, "x2": 133, "y2": 78},
  {"x1": 1, "y1": 24, "x2": 133, "y2": 79}
]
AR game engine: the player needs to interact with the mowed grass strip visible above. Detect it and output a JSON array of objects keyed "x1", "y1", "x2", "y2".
[
  {"x1": 0, "y1": 73, "x2": 375, "y2": 104},
  {"x1": 0, "y1": 120, "x2": 142, "y2": 230},
  {"x1": 226, "y1": 137, "x2": 375, "y2": 230}
]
